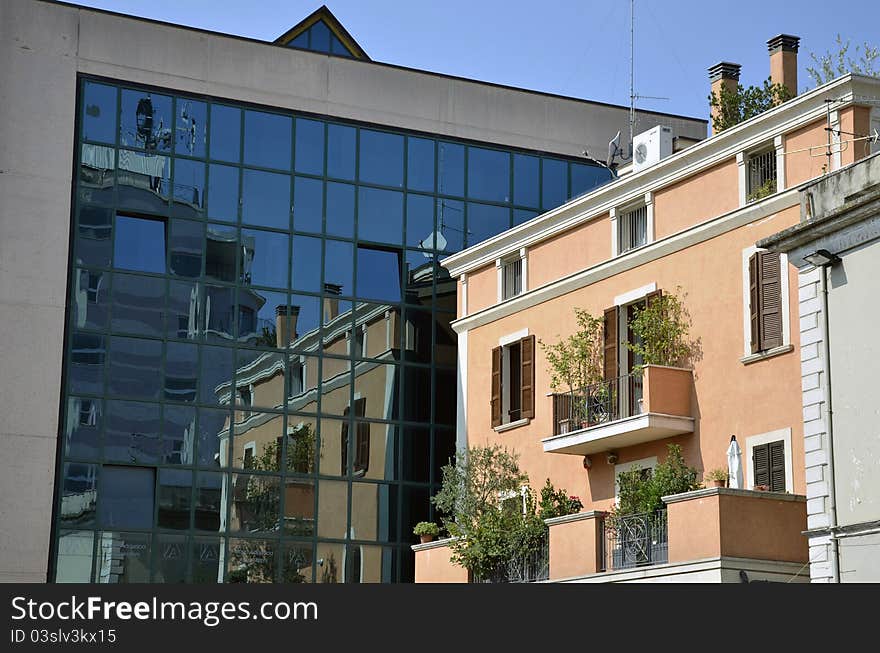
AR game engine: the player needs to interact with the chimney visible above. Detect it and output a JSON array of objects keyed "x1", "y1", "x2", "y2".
[
  {"x1": 275, "y1": 304, "x2": 300, "y2": 348},
  {"x1": 323, "y1": 283, "x2": 342, "y2": 323},
  {"x1": 708, "y1": 62, "x2": 741, "y2": 135},
  {"x1": 767, "y1": 34, "x2": 800, "y2": 98}
]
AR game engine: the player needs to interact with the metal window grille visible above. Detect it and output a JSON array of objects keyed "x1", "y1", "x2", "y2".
[
  {"x1": 502, "y1": 258, "x2": 522, "y2": 300},
  {"x1": 618, "y1": 205, "x2": 647, "y2": 253},
  {"x1": 747, "y1": 149, "x2": 777, "y2": 201}
]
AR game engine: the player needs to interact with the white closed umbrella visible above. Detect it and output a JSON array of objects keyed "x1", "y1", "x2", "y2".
[{"x1": 727, "y1": 436, "x2": 743, "y2": 489}]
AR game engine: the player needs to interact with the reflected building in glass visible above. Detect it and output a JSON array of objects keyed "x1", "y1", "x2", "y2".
[{"x1": 0, "y1": 1, "x2": 706, "y2": 583}]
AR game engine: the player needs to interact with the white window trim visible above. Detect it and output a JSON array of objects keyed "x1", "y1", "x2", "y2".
[
  {"x1": 612, "y1": 194, "x2": 653, "y2": 257},
  {"x1": 496, "y1": 248, "x2": 528, "y2": 303},
  {"x1": 774, "y1": 134, "x2": 786, "y2": 193},
  {"x1": 830, "y1": 110, "x2": 842, "y2": 170},
  {"x1": 744, "y1": 427, "x2": 793, "y2": 492},
  {"x1": 614, "y1": 282, "x2": 657, "y2": 307},
  {"x1": 459, "y1": 274, "x2": 468, "y2": 317},
  {"x1": 740, "y1": 246, "x2": 791, "y2": 359},
  {"x1": 243, "y1": 440, "x2": 257, "y2": 467},
  {"x1": 498, "y1": 328, "x2": 529, "y2": 427},
  {"x1": 614, "y1": 456, "x2": 658, "y2": 503},
  {"x1": 498, "y1": 328, "x2": 529, "y2": 347}
]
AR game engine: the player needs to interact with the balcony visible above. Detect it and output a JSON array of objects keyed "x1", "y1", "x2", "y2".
[{"x1": 542, "y1": 365, "x2": 695, "y2": 456}]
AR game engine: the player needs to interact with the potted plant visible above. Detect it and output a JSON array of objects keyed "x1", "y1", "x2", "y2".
[
  {"x1": 704, "y1": 467, "x2": 729, "y2": 488},
  {"x1": 413, "y1": 521, "x2": 440, "y2": 544}
]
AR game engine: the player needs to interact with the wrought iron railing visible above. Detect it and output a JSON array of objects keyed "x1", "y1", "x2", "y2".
[
  {"x1": 602, "y1": 510, "x2": 668, "y2": 571},
  {"x1": 473, "y1": 539, "x2": 549, "y2": 583},
  {"x1": 551, "y1": 371, "x2": 644, "y2": 436}
]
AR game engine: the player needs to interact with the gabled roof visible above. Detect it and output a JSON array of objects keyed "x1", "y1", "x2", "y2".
[{"x1": 274, "y1": 5, "x2": 370, "y2": 60}]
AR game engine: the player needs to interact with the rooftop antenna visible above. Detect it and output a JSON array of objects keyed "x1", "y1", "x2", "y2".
[{"x1": 628, "y1": 0, "x2": 669, "y2": 149}]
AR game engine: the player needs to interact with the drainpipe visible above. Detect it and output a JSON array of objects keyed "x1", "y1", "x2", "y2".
[{"x1": 819, "y1": 265, "x2": 840, "y2": 582}]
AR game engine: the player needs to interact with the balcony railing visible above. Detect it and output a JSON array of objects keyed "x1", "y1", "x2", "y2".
[
  {"x1": 551, "y1": 371, "x2": 643, "y2": 436},
  {"x1": 473, "y1": 540, "x2": 549, "y2": 583},
  {"x1": 602, "y1": 510, "x2": 668, "y2": 571}
]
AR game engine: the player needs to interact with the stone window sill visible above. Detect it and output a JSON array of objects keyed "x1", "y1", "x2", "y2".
[
  {"x1": 740, "y1": 344, "x2": 794, "y2": 365},
  {"x1": 493, "y1": 418, "x2": 530, "y2": 433}
]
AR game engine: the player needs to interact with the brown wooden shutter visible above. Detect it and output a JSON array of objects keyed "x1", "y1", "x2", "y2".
[
  {"x1": 520, "y1": 335, "x2": 535, "y2": 419},
  {"x1": 749, "y1": 253, "x2": 761, "y2": 354},
  {"x1": 645, "y1": 288, "x2": 663, "y2": 309},
  {"x1": 603, "y1": 307, "x2": 618, "y2": 382},
  {"x1": 769, "y1": 440, "x2": 786, "y2": 492},
  {"x1": 759, "y1": 251, "x2": 783, "y2": 350},
  {"x1": 491, "y1": 346, "x2": 503, "y2": 427},
  {"x1": 753, "y1": 443, "x2": 770, "y2": 488},
  {"x1": 341, "y1": 406, "x2": 351, "y2": 475}
]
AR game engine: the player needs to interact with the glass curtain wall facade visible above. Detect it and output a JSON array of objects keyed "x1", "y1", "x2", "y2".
[{"x1": 54, "y1": 77, "x2": 612, "y2": 583}]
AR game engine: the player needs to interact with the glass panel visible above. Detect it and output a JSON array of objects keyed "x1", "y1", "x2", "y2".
[
  {"x1": 175, "y1": 98, "x2": 207, "y2": 158},
  {"x1": 359, "y1": 129, "x2": 404, "y2": 188},
  {"x1": 157, "y1": 469, "x2": 192, "y2": 530},
  {"x1": 107, "y1": 336, "x2": 162, "y2": 400},
  {"x1": 64, "y1": 397, "x2": 102, "y2": 459},
  {"x1": 120, "y1": 90, "x2": 172, "y2": 152},
  {"x1": 113, "y1": 215, "x2": 166, "y2": 274},
  {"x1": 238, "y1": 289, "x2": 287, "y2": 347},
  {"x1": 293, "y1": 176, "x2": 322, "y2": 234},
  {"x1": 209, "y1": 104, "x2": 241, "y2": 164},
  {"x1": 79, "y1": 144, "x2": 116, "y2": 207},
  {"x1": 514, "y1": 208, "x2": 538, "y2": 226},
  {"x1": 55, "y1": 531, "x2": 94, "y2": 582},
  {"x1": 318, "y1": 419, "x2": 348, "y2": 476},
  {"x1": 243, "y1": 110, "x2": 291, "y2": 170},
  {"x1": 358, "y1": 187, "x2": 403, "y2": 245},
  {"x1": 400, "y1": 485, "x2": 430, "y2": 542},
  {"x1": 355, "y1": 247, "x2": 402, "y2": 303},
  {"x1": 433, "y1": 429, "x2": 456, "y2": 485},
  {"x1": 241, "y1": 228, "x2": 289, "y2": 289},
  {"x1": 436, "y1": 198, "x2": 464, "y2": 252},
  {"x1": 290, "y1": 31, "x2": 309, "y2": 49},
  {"x1": 104, "y1": 400, "x2": 161, "y2": 463},
  {"x1": 168, "y1": 218, "x2": 203, "y2": 278},
  {"x1": 194, "y1": 473, "x2": 224, "y2": 532},
  {"x1": 82, "y1": 81, "x2": 117, "y2": 144},
  {"x1": 315, "y1": 542, "x2": 344, "y2": 583},
  {"x1": 310, "y1": 20, "x2": 331, "y2": 52},
  {"x1": 401, "y1": 428, "x2": 430, "y2": 483},
  {"x1": 327, "y1": 124, "x2": 356, "y2": 181},
  {"x1": 282, "y1": 542, "x2": 314, "y2": 583},
  {"x1": 320, "y1": 359, "x2": 352, "y2": 406},
  {"x1": 203, "y1": 286, "x2": 234, "y2": 341},
  {"x1": 75, "y1": 206, "x2": 113, "y2": 268},
  {"x1": 117, "y1": 149, "x2": 170, "y2": 213},
  {"x1": 330, "y1": 33, "x2": 351, "y2": 57},
  {"x1": 153, "y1": 533, "x2": 188, "y2": 582},
  {"x1": 72, "y1": 268, "x2": 109, "y2": 330},
  {"x1": 99, "y1": 465, "x2": 156, "y2": 529},
  {"x1": 198, "y1": 407, "x2": 230, "y2": 468},
  {"x1": 68, "y1": 332, "x2": 105, "y2": 395},
  {"x1": 241, "y1": 169, "x2": 290, "y2": 230},
  {"x1": 111, "y1": 273, "x2": 165, "y2": 337},
  {"x1": 229, "y1": 473, "x2": 280, "y2": 533},
  {"x1": 165, "y1": 341, "x2": 198, "y2": 403},
  {"x1": 163, "y1": 404, "x2": 196, "y2": 465},
  {"x1": 191, "y1": 537, "x2": 222, "y2": 582},
  {"x1": 95, "y1": 531, "x2": 151, "y2": 583},
  {"x1": 542, "y1": 157, "x2": 567, "y2": 210},
  {"x1": 467, "y1": 202, "x2": 510, "y2": 247},
  {"x1": 291, "y1": 235, "x2": 322, "y2": 293},
  {"x1": 317, "y1": 479, "x2": 348, "y2": 537},
  {"x1": 167, "y1": 281, "x2": 199, "y2": 340},
  {"x1": 199, "y1": 345, "x2": 234, "y2": 405},
  {"x1": 285, "y1": 415, "x2": 318, "y2": 473},
  {"x1": 171, "y1": 158, "x2": 205, "y2": 218},
  {"x1": 351, "y1": 482, "x2": 396, "y2": 542},
  {"x1": 60, "y1": 463, "x2": 97, "y2": 527},
  {"x1": 438, "y1": 142, "x2": 464, "y2": 197},
  {"x1": 406, "y1": 193, "x2": 435, "y2": 249},
  {"x1": 294, "y1": 118, "x2": 324, "y2": 175},
  {"x1": 513, "y1": 153, "x2": 540, "y2": 208},
  {"x1": 467, "y1": 147, "x2": 510, "y2": 202},
  {"x1": 289, "y1": 294, "x2": 321, "y2": 343},
  {"x1": 227, "y1": 538, "x2": 276, "y2": 583},
  {"x1": 401, "y1": 365, "x2": 431, "y2": 422},
  {"x1": 407, "y1": 137, "x2": 435, "y2": 193},
  {"x1": 324, "y1": 239, "x2": 354, "y2": 298},
  {"x1": 571, "y1": 162, "x2": 610, "y2": 198},
  {"x1": 205, "y1": 223, "x2": 238, "y2": 283},
  {"x1": 435, "y1": 369, "x2": 456, "y2": 426},
  {"x1": 207, "y1": 164, "x2": 239, "y2": 223},
  {"x1": 326, "y1": 181, "x2": 355, "y2": 238},
  {"x1": 235, "y1": 352, "x2": 285, "y2": 410}
]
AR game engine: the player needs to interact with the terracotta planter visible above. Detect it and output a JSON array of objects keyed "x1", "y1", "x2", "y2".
[
  {"x1": 711, "y1": 479, "x2": 726, "y2": 488},
  {"x1": 419, "y1": 534, "x2": 435, "y2": 544}
]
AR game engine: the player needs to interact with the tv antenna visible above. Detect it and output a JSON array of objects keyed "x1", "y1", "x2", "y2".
[{"x1": 628, "y1": 0, "x2": 669, "y2": 147}]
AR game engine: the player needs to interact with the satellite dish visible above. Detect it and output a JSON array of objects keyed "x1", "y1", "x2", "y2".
[
  {"x1": 606, "y1": 131, "x2": 621, "y2": 168},
  {"x1": 419, "y1": 230, "x2": 447, "y2": 256}
]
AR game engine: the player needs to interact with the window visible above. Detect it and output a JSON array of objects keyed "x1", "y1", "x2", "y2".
[
  {"x1": 746, "y1": 148, "x2": 777, "y2": 202},
  {"x1": 113, "y1": 214, "x2": 166, "y2": 273},
  {"x1": 491, "y1": 335, "x2": 534, "y2": 428},
  {"x1": 501, "y1": 257, "x2": 523, "y2": 300},
  {"x1": 341, "y1": 398, "x2": 369, "y2": 475},
  {"x1": 748, "y1": 250, "x2": 783, "y2": 354},
  {"x1": 79, "y1": 400, "x2": 97, "y2": 426},
  {"x1": 753, "y1": 440, "x2": 785, "y2": 492},
  {"x1": 618, "y1": 205, "x2": 648, "y2": 254}
]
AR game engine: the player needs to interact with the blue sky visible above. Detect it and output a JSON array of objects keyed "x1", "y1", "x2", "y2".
[{"x1": 65, "y1": 0, "x2": 879, "y2": 120}]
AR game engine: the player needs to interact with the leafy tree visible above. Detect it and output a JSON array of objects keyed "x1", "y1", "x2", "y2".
[
  {"x1": 537, "y1": 478, "x2": 583, "y2": 520},
  {"x1": 627, "y1": 289, "x2": 698, "y2": 369},
  {"x1": 806, "y1": 34, "x2": 879, "y2": 86},
  {"x1": 611, "y1": 444, "x2": 701, "y2": 519},
  {"x1": 708, "y1": 77, "x2": 792, "y2": 133},
  {"x1": 539, "y1": 308, "x2": 604, "y2": 394}
]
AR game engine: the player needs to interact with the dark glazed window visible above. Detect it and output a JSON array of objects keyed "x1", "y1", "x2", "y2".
[
  {"x1": 120, "y1": 90, "x2": 172, "y2": 152},
  {"x1": 244, "y1": 110, "x2": 291, "y2": 170},
  {"x1": 407, "y1": 137, "x2": 435, "y2": 193},
  {"x1": 571, "y1": 162, "x2": 611, "y2": 198},
  {"x1": 310, "y1": 20, "x2": 331, "y2": 53},
  {"x1": 468, "y1": 147, "x2": 510, "y2": 202},
  {"x1": 295, "y1": 119, "x2": 324, "y2": 175},
  {"x1": 76, "y1": 206, "x2": 114, "y2": 268},
  {"x1": 513, "y1": 154, "x2": 540, "y2": 208},
  {"x1": 293, "y1": 176, "x2": 323, "y2": 234},
  {"x1": 172, "y1": 159, "x2": 205, "y2": 218},
  {"x1": 164, "y1": 342, "x2": 198, "y2": 403},
  {"x1": 241, "y1": 170, "x2": 290, "y2": 230},
  {"x1": 158, "y1": 469, "x2": 193, "y2": 529},
  {"x1": 542, "y1": 157, "x2": 567, "y2": 210},
  {"x1": 99, "y1": 466, "x2": 156, "y2": 529},
  {"x1": 406, "y1": 194, "x2": 435, "y2": 249},
  {"x1": 241, "y1": 228, "x2": 289, "y2": 289},
  {"x1": 113, "y1": 215, "x2": 166, "y2": 274},
  {"x1": 175, "y1": 99, "x2": 207, "y2": 158},
  {"x1": 209, "y1": 104, "x2": 241, "y2": 163},
  {"x1": 467, "y1": 202, "x2": 510, "y2": 247},
  {"x1": 108, "y1": 336, "x2": 162, "y2": 400},
  {"x1": 358, "y1": 187, "x2": 403, "y2": 245},
  {"x1": 291, "y1": 236, "x2": 322, "y2": 293},
  {"x1": 324, "y1": 239, "x2": 354, "y2": 296},
  {"x1": 326, "y1": 182, "x2": 355, "y2": 238},
  {"x1": 168, "y1": 219, "x2": 203, "y2": 278},
  {"x1": 207, "y1": 164, "x2": 239, "y2": 223},
  {"x1": 356, "y1": 247, "x2": 402, "y2": 302},
  {"x1": 327, "y1": 124, "x2": 356, "y2": 181},
  {"x1": 360, "y1": 130, "x2": 404, "y2": 188},
  {"x1": 81, "y1": 82, "x2": 117, "y2": 144},
  {"x1": 436, "y1": 198, "x2": 464, "y2": 252},
  {"x1": 438, "y1": 142, "x2": 465, "y2": 197},
  {"x1": 61, "y1": 463, "x2": 97, "y2": 527},
  {"x1": 111, "y1": 273, "x2": 165, "y2": 337}
]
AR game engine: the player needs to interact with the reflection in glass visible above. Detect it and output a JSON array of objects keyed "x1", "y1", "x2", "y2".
[
  {"x1": 117, "y1": 149, "x2": 170, "y2": 212},
  {"x1": 291, "y1": 235, "x2": 322, "y2": 293},
  {"x1": 467, "y1": 202, "x2": 510, "y2": 247},
  {"x1": 400, "y1": 485, "x2": 431, "y2": 543},
  {"x1": 358, "y1": 187, "x2": 403, "y2": 245},
  {"x1": 310, "y1": 19, "x2": 330, "y2": 52},
  {"x1": 438, "y1": 142, "x2": 464, "y2": 197},
  {"x1": 241, "y1": 228, "x2": 289, "y2": 289},
  {"x1": 355, "y1": 247, "x2": 402, "y2": 302},
  {"x1": 229, "y1": 473, "x2": 280, "y2": 534},
  {"x1": 165, "y1": 341, "x2": 198, "y2": 403},
  {"x1": 120, "y1": 90, "x2": 172, "y2": 152},
  {"x1": 104, "y1": 400, "x2": 162, "y2": 463},
  {"x1": 73, "y1": 268, "x2": 109, "y2": 330},
  {"x1": 167, "y1": 281, "x2": 199, "y2": 340},
  {"x1": 351, "y1": 482, "x2": 396, "y2": 542},
  {"x1": 514, "y1": 208, "x2": 538, "y2": 226},
  {"x1": 175, "y1": 98, "x2": 207, "y2": 158},
  {"x1": 55, "y1": 531, "x2": 95, "y2": 583},
  {"x1": 167, "y1": 218, "x2": 202, "y2": 278},
  {"x1": 244, "y1": 110, "x2": 291, "y2": 170},
  {"x1": 315, "y1": 542, "x2": 344, "y2": 583},
  {"x1": 60, "y1": 463, "x2": 97, "y2": 527},
  {"x1": 406, "y1": 194, "x2": 435, "y2": 249},
  {"x1": 468, "y1": 147, "x2": 510, "y2": 202},
  {"x1": 158, "y1": 469, "x2": 193, "y2": 530},
  {"x1": 64, "y1": 397, "x2": 102, "y2": 459},
  {"x1": 235, "y1": 351, "x2": 285, "y2": 410},
  {"x1": 113, "y1": 214, "x2": 166, "y2": 274},
  {"x1": 285, "y1": 416, "x2": 318, "y2": 472},
  {"x1": 69, "y1": 332, "x2": 105, "y2": 395},
  {"x1": 198, "y1": 407, "x2": 230, "y2": 468},
  {"x1": 295, "y1": 118, "x2": 324, "y2": 175},
  {"x1": 241, "y1": 169, "x2": 290, "y2": 230},
  {"x1": 204, "y1": 285, "x2": 235, "y2": 339},
  {"x1": 191, "y1": 537, "x2": 222, "y2": 583},
  {"x1": 82, "y1": 82, "x2": 117, "y2": 144},
  {"x1": 209, "y1": 104, "x2": 241, "y2": 163},
  {"x1": 163, "y1": 404, "x2": 196, "y2": 465},
  {"x1": 571, "y1": 162, "x2": 611, "y2": 198},
  {"x1": 513, "y1": 153, "x2": 540, "y2": 208},
  {"x1": 434, "y1": 429, "x2": 456, "y2": 485},
  {"x1": 289, "y1": 294, "x2": 321, "y2": 342},
  {"x1": 207, "y1": 164, "x2": 239, "y2": 223},
  {"x1": 79, "y1": 144, "x2": 116, "y2": 207},
  {"x1": 99, "y1": 466, "x2": 156, "y2": 529},
  {"x1": 199, "y1": 345, "x2": 233, "y2": 405},
  {"x1": 326, "y1": 181, "x2": 354, "y2": 238},
  {"x1": 76, "y1": 206, "x2": 113, "y2": 268},
  {"x1": 542, "y1": 157, "x2": 567, "y2": 210},
  {"x1": 172, "y1": 158, "x2": 205, "y2": 218},
  {"x1": 195, "y1": 474, "x2": 223, "y2": 532},
  {"x1": 323, "y1": 240, "x2": 353, "y2": 297},
  {"x1": 107, "y1": 336, "x2": 162, "y2": 400},
  {"x1": 359, "y1": 129, "x2": 403, "y2": 188},
  {"x1": 205, "y1": 224, "x2": 238, "y2": 283},
  {"x1": 282, "y1": 543, "x2": 314, "y2": 583},
  {"x1": 407, "y1": 137, "x2": 435, "y2": 193},
  {"x1": 327, "y1": 124, "x2": 356, "y2": 181},
  {"x1": 153, "y1": 533, "x2": 187, "y2": 583},
  {"x1": 317, "y1": 479, "x2": 348, "y2": 538},
  {"x1": 293, "y1": 176, "x2": 322, "y2": 234},
  {"x1": 227, "y1": 538, "x2": 276, "y2": 583},
  {"x1": 436, "y1": 198, "x2": 464, "y2": 252},
  {"x1": 96, "y1": 531, "x2": 151, "y2": 583},
  {"x1": 111, "y1": 273, "x2": 165, "y2": 337},
  {"x1": 401, "y1": 428, "x2": 430, "y2": 483},
  {"x1": 238, "y1": 289, "x2": 287, "y2": 347}
]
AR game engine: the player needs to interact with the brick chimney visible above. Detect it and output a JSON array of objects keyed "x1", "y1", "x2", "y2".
[
  {"x1": 275, "y1": 304, "x2": 300, "y2": 348},
  {"x1": 323, "y1": 283, "x2": 342, "y2": 323},
  {"x1": 708, "y1": 62, "x2": 741, "y2": 135},
  {"x1": 767, "y1": 34, "x2": 800, "y2": 98}
]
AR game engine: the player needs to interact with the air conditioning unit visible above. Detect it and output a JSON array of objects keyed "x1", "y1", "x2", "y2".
[{"x1": 632, "y1": 125, "x2": 673, "y2": 173}]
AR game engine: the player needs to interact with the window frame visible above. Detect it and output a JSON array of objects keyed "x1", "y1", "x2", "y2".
[
  {"x1": 741, "y1": 246, "x2": 791, "y2": 361},
  {"x1": 745, "y1": 428, "x2": 792, "y2": 492},
  {"x1": 496, "y1": 248, "x2": 527, "y2": 304},
  {"x1": 491, "y1": 329, "x2": 534, "y2": 430},
  {"x1": 611, "y1": 193, "x2": 653, "y2": 257}
]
